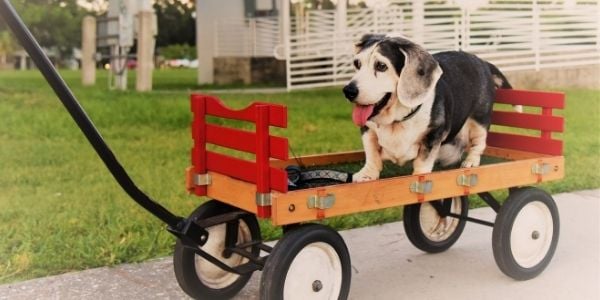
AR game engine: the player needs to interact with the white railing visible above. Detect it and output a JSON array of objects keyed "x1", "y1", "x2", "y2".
[
  {"x1": 287, "y1": 0, "x2": 600, "y2": 90},
  {"x1": 214, "y1": 16, "x2": 279, "y2": 57}
]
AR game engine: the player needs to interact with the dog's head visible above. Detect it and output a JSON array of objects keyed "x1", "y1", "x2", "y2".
[{"x1": 343, "y1": 34, "x2": 443, "y2": 127}]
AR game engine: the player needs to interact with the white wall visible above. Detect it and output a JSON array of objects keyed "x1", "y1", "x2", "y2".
[{"x1": 196, "y1": 1, "x2": 245, "y2": 84}]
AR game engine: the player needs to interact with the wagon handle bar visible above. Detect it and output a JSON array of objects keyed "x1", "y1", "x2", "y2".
[{"x1": 0, "y1": 0, "x2": 183, "y2": 228}]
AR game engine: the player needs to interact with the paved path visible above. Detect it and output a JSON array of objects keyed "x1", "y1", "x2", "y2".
[{"x1": 1, "y1": 190, "x2": 599, "y2": 300}]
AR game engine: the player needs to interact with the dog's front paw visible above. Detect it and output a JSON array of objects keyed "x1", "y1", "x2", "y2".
[
  {"x1": 461, "y1": 156, "x2": 481, "y2": 168},
  {"x1": 352, "y1": 170, "x2": 379, "y2": 182}
]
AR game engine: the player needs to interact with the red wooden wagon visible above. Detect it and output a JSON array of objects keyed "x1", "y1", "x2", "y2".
[
  {"x1": 177, "y1": 89, "x2": 565, "y2": 299},
  {"x1": 0, "y1": 3, "x2": 565, "y2": 300}
]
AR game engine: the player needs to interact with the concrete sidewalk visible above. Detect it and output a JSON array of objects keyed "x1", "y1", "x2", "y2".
[{"x1": 1, "y1": 190, "x2": 599, "y2": 300}]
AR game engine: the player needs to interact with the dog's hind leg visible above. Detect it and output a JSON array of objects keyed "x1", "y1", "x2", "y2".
[
  {"x1": 462, "y1": 119, "x2": 487, "y2": 168},
  {"x1": 413, "y1": 144, "x2": 441, "y2": 175},
  {"x1": 353, "y1": 128, "x2": 383, "y2": 182}
]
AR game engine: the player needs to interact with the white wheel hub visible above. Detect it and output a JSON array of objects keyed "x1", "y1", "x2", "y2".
[
  {"x1": 419, "y1": 197, "x2": 462, "y2": 242},
  {"x1": 194, "y1": 220, "x2": 252, "y2": 289},
  {"x1": 510, "y1": 201, "x2": 554, "y2": 268},
  {"x1": 283, "y1": 242, "x2": 343, "y2": 300}
]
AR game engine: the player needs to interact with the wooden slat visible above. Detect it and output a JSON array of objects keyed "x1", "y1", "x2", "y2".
[
  {"x1": 198, "y1": 95, "x2": 287, "y2": 128},
  {"x1": 207, "y1": 151, "x2": 256, "y2": 183},
  {"x1": 206, "y1": 151, "x2": 288, "y2": 193},
  {"x1": 271, "y1": 150, "x2": 366, "y2": 169},
  {"x1": 487, "y1": 132, "x2": 563, "y2": 156},
  {"x1": 491, "y1": 111, "x2": 564, "y2": 132},
  {"x1": 271, "y1": 156, "x2": 564, "y2": 226},
  {"x1": 270, "y1": 168, "x2": 288, "y2": 193},
  {"x1": 207, "y1": 172, "x2": 257, "y2": 213},
  {"x1": 206, "y1": 124, "x2": 288, "y2": 160},
  {"x1": 483, "y1": 146, "x2": 549, "y2": 160},
  {"x1": 495, "y1": 89, "x2": 565, "y2": 109}
]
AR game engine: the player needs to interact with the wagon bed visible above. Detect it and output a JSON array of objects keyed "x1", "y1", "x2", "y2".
[{"x1": 185, "y1": 89, "x2": 565, "y2": 225}]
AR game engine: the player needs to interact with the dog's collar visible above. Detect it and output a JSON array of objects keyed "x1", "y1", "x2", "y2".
[{"x1": 398, "y1": 104, "x2": 422, "y2": 122}]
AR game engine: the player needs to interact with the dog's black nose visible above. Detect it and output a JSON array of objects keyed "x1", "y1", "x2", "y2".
[{"x1": 343, "y1": 82, "x2": 358, "y2": 101}]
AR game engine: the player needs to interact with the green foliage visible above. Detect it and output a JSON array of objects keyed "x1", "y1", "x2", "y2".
[
  {"x1": 153, "y1": 0, "x2": 196, "y2": 47},
  {"x1": 0, "y1": 69, "x2": 598, "y2": 284},
  {"x1": 158, "y1": 44, "x2": 197, "y2": 60},
  {"x1": 0, "y1": 0, "x2": 87, "y2": 63}
]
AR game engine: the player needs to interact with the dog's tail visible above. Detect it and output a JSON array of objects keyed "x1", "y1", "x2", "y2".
[{"x1": 487, "y1": 62, "x2": 522, "y2": 113}]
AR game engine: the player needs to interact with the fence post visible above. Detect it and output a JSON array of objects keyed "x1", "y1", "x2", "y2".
[
  {"x1": 412, "y1": 0, "x2": 424, "y2": 44},
  {"x1": 250, "y1": 18, "x2": 257, "y2": 57},
  {"x1": 461, "y1": 8, "x2": 468, "y2": 51},
  {"x1": 533, "y1": 0, "x2": 541, "y2": 71},
  {"x1": 81, "y1": 15, "x2": 96, "y2": 86},
  {"x1": 597, "y1": 1, "x2": 600, "y2": 51},
  {"x1": 282, "y1": 0, "x2": 292, "y2": 91}
]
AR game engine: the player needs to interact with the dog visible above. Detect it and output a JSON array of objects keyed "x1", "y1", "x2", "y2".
[{"x1": 343, "y1": 34, "x2": 515, "y2": 182}]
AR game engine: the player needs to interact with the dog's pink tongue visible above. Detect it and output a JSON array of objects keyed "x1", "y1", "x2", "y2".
[{"x1": 352, "y1": 105, "x2": 374, "y2": 127}]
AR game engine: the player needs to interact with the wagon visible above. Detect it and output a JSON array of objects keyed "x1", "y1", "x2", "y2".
[
  {"x1": 177, "y1": 89, "x2": 564, "y2": 299},
  {"x1": 0, "y1": 2, "x2": 564, "y2": 300}
]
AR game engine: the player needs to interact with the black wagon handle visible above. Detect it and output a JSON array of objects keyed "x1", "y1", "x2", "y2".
[{"x1": 0, "y1": 0, "x2": 183, "y2": 228}]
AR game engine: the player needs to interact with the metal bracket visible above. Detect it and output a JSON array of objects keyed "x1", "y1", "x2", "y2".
[
  {"x1": 410, "y1": 180, "x2": 433, "y2": 194},
  {"x1": 307, "y1": 194, "x2": 336, "y2": 209},
  {"x1": 256, "y1": 193, "x2": 272, "y2": 206},
  {"x1": 194, "y1": 173, "x2": 212, "y2": 186},
  {"x1": 531, "y1": 163, "x2": 551, "y2": 176},
  {"x1": 457, "y1": 174, "x2": 478, "y2": 187}
]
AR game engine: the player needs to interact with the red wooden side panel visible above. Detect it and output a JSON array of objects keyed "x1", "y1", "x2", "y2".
[
  {"x1": 190, "y1": 93, "x2": 290, "y2": 200},
  {"x1": 487, "y1": 132, "x2": 563, "y2": 156},
  {"x1": 495, "y1": 89, "x2": 565, "y2": 109},
  {"x1": 206, "y1": 151, "x2": 288, "y2": 192},
  {"x1": 205, "y1": 124, "x2": 288, "y2": 160},
  {"x1": 202, "y1": 95, "x2": 287, "y2": 128},
  {"x1": 491, "y1": 111, "x2": 564, "y2": 132}
]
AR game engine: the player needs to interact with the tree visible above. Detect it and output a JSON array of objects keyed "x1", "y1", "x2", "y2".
[
  {"x1": 0, "y1": 31, "x2": 16, "y2": 67},
  {"x1": 153, "y1": 0, "x2": 196, "y2": 48},
  {"x1": 0, "y1": 0, "x2": 87, "y2": 64}
]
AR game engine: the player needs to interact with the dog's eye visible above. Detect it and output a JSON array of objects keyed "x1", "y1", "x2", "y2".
[
  {"x1": 353, "y1": 59, "x2": 361, "y2": 70},
  {"x1": 375, "y1": 61, "x2": 387, "y2": 72}
]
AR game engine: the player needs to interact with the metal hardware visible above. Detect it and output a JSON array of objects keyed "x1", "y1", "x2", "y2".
[
  {"x1": 307, "y1": 194, "x2": 336, "y2": 209},
  {"x1": 194, "y1": 173, "x2": 212, "y2": 186},
  {"x1": 531, "y1": 163, "x2": 552, "y2": 175},
  {"x1": 457, "y1": 174, "x2": 478, "y2": 187},
  {"x1": 410, "y1": 180, "x2": 433, "y2": 194},
  {"x1": 256, "y1": 193, "x2": 272, "y2": 206}
]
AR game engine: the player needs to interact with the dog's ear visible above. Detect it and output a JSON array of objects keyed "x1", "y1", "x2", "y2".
[
  {"x1": 355, "y1": 34, "x2": 385, "y2": 54},
  {"x1": 394, "y1": 40, "x2": 443, "y2": 108}
]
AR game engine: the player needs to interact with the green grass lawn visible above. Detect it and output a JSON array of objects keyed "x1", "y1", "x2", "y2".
[{"x1": 0, "y1": 69, "x2": 598, "y2": 283}]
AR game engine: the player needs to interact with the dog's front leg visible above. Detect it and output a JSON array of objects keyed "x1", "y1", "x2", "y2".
[
  {"x1": 413, "y1": 143, "x2": 441, "y2": 175},
  {"x1": 353, "y1": 127, "x2": 382, "y2": 182},
  {"x1": 462, "y1": 121, "x2": 487, "y2": 168}
]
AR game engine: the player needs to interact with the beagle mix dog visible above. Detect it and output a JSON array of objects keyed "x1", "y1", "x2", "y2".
[{"x1": 343, "y1": 34, "x2": 514, "y2": 182}]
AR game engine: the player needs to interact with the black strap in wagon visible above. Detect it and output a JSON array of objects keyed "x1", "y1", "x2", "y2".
[{"x1": 286, "y1": 166, "x2": 353, "y2": 190}]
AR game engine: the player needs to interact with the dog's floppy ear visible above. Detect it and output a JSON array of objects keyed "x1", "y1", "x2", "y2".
[
  {"x1": 355, "y1": 34, "x2": 385, "y2": 54},
  {"x1": 394, "y1": 39, "x2": 443, "y2": 108}
]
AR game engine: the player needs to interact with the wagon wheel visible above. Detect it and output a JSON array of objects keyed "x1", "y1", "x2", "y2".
[
  {"x1": 403, "y1": 196, "x2": 468, "y2": 253},
  {"x1": 493, "y1": 187, "x2": 559, "y2": 280},
  {"x1": 260, "y1": 223, "x2": 352, "y2": 300},
  {"x1": 173, "y1": 200, "x2": 261, "y2": 299}
]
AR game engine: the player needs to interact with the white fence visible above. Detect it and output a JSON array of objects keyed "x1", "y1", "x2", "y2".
[
  {"x1": 287, "y1": 0, "x2": 600, "y2": 89},
  {"x1": 214, "y1": 16, "x2": 279, "y2": 57}
]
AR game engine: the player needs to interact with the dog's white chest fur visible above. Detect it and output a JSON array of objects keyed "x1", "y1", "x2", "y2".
[{"x1": 371, "y1": 103, "x2": 432, "y2": 165}]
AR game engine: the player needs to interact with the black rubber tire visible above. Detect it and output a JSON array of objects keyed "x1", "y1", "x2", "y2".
[
  {"x1": 403, "y1": 196, "x2": 468, "y2": 253},
  {"x1": 173, "y1": 200, "x2": 261, "y2": 299},
  {"x1": 492, "y1": 187, "x2": 560, "y2": 281},
  {"x1": 259, "y1": 223, "x2": 352, "y2": 300}
]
